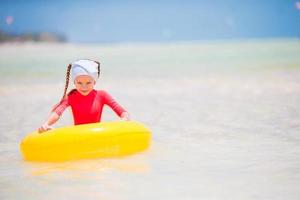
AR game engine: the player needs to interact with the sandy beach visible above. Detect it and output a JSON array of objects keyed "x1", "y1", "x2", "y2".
[{"x1": 0, "y1": 39, "x2": 300, "y2": 200}]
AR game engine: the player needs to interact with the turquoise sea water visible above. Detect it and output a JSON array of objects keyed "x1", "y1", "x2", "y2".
[
  {"x1": 0, "y1": 39, "x2": 300, "y2": 200},
  {"x1": 1, "y1": 39, "x2": 299, "y2": 80}
]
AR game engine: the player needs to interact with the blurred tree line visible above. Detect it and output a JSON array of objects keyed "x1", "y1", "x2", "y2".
[{"x1": 0, "y1": 29, "x2": 67, "y2": 43}]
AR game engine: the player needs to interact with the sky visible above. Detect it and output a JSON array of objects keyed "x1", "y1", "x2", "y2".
[{"x1": 0, "y1": 0, "x2": 300, "y2": 43}]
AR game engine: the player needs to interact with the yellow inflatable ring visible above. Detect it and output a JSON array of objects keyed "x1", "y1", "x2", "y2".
[{"x1": 20, "y1": 121, "x2": 151, "y2": 162}]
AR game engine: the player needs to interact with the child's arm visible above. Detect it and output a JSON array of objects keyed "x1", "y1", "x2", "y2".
[
  {"x1": 120, "y1": 112, "x2": 130, "y2": 121},
  {"x1": 102, "y1": 91, "x2": 130, "y2": 121},
  {"x1": 38, "y1": 98, "x2": 69, "y2": 133},
  {"x1": 38, "y1": 112, "x2": 60, "y2": 133}
]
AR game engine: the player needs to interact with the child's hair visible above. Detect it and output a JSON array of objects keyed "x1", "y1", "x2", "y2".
[{"x1": 51, "y1": 60, "x2": 100, "y2": 112}]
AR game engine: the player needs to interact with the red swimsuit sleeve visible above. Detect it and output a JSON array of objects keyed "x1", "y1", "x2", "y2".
[
  {"x1": 52, "y1": 98, "x2": 69, "y2": 116},
  {"x1": 102, "y1": 91, "x2": 126, "y2": 116}
]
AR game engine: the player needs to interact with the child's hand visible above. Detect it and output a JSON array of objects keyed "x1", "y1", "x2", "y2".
[
  {"x1": 38, "y1": 123, "x2": 53, "y2": 133},
  {"x1": 120, "y1": 112, "x2": 130, "y2": 121}
]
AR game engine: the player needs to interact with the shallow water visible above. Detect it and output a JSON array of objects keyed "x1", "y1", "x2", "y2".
[{"x1": 0, "y1": 39, "x2": 300, "y2": 200}]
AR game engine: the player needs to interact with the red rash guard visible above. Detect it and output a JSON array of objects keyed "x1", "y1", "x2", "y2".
[{"x1": 53, "y1": 90, "x2": 126, "y2": 125}]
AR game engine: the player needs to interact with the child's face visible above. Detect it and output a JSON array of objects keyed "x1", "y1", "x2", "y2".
[{"x1": 74, "y1": 75, "x2": 96, "y2": 96}]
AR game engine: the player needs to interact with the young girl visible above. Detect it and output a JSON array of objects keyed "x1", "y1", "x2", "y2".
[{"x1": 38, "y1": 59, "x2": 130, "y2": 133}]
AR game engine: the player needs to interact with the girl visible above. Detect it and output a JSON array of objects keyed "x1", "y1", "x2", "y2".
[{"x1": 38, "y1": 59, "x2": 130, "y2": 133}]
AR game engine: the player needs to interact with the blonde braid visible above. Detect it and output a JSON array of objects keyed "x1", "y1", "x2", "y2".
[
  {"x1": 61, "y1": 64, "x2": 72, "y2": 101},
  {"x1": 95, "y1": 61, "x2": 100, "y2": 78},
  {"x1": 52, "y1": 64, "x2": 72, "y2": 112}
]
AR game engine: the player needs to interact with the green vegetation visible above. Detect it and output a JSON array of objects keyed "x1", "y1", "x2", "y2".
[{"x1": 0, "y1": 29, "x2": 66, "y2": 43}]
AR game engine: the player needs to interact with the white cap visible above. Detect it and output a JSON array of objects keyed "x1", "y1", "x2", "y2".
[{"x1": 71, "y1": 59, "x2": 99, "y2": 82}]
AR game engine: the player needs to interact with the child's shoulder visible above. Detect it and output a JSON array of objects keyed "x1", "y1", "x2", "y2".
[
  {"x1": 96, "y1": 89, "x2": 109, "y2": 96},
  {"x1": 66, "y1": 89, "x2": 77, "y2": 98}
]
